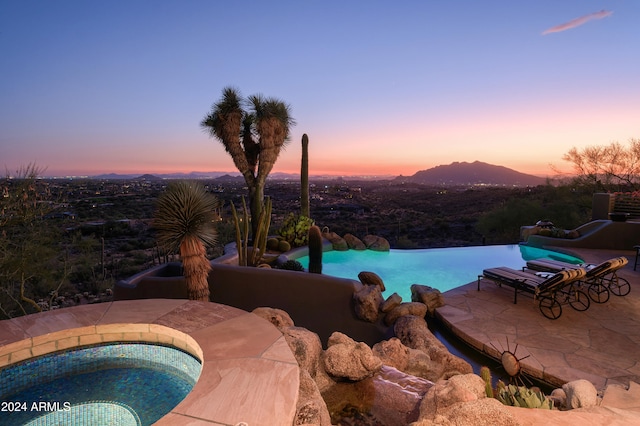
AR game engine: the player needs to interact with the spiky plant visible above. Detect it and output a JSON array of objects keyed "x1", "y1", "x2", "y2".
[
  {"x1": 201, "y1": 87, "x2": 294, "y2": 238},
  {"x1": 154, "y1": 181, "x2": 218, "y2": 301}
]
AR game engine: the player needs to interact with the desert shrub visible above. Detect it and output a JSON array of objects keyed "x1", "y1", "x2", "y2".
[{"x1": 278, "y1": 213, "x2": 314, "y2": 247}]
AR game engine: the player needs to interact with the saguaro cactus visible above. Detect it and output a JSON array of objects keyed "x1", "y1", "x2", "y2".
[
  {"x1": 307, "y1": 225, "x2": 323, "y2": 274},
  {"x1": 301, "y1": 133, "x2": 310, "y2": 218}
]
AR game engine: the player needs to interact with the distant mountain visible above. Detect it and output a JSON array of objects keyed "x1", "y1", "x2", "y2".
[
  {"x1": 92, "y1": 171, "x2": 241, "y2": 180},
  {"x1": 88, "y1": 171, "x2": 394, "y2": 181},
  {"x1": 134, "y1": 174, "x2": 163, "y2": 181},
  {"x1": 397, "y1": 161, "x2": 547, "y2": 187}
]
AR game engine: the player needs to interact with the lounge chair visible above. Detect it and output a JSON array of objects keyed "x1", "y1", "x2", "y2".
[
  {"x1": 478, "y1": 267, "x2": 588, "y2": 319},
  {"x1": 526, "y1": 256, "x2": 630, "y2": 300}
]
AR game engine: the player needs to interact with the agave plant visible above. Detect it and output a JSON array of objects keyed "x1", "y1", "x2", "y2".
[{"x1": 154, "y1": 181, "x2": 218, "y2": 301}]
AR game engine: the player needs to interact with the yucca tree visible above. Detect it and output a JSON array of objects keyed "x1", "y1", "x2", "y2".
[
  {"x1": 201, "y1": 87, "x2": 294, "y2": 237},
  {"x1": 153, "y1": 181, "x2": 218, "y2": 301}
]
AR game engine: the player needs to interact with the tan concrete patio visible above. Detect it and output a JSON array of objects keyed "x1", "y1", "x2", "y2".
[
  {"x1": 437, "y1": 247, "x2": 640, "y2": 423},
  {"x1": 437, "y1": 248, "x2": 640, "y2": 390}
]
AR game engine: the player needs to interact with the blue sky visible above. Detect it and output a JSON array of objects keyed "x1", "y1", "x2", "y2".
[{"x1": 1, "y1": 1, "x2": 638, "y2": 177}]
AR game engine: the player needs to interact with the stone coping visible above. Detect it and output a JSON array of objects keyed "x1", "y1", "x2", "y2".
[{"x1": 0, "y1": 299, "x2": 300, "y2": 426}]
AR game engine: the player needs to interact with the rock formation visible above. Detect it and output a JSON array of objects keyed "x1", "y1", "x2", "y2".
[
  {"x1": 323, "y1": 332, "x2": 382, "y2": 381},
  {"x1": 385, "y1": 302, "x2": 428, "y2": 326},
  {"x1": 411, "y1": 284, "x2": 445, "y2": 316},
  {"x1": 353, "y1": 284, "x2": 383, "y2": 322},
  {"x1": 380, "y1": 292, "x2": 402, "y2": 312},
  {"x1": 321, "y1": 230, "x2": 348, "y2": 251},
  {"x1": 344, "y1": 233, "x2": 366, "y2": 250},
  {"x1": 362, "y1": 234, "x2": 391, "y2": 251},
  {"x1": 358, "y1": 271, "x2": 386, "y2": 291}
]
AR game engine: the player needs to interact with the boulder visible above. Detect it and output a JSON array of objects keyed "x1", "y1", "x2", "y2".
[
  {"x1": 417, "y1": 373, "x2": 486, "y2": 420},
  {"x1": 563, "y1": 379, "x2": 599, "y2": 409},
  {"x1": 344, "y1": 233, "x2": 366, "y2": 250},
  {"x1": 294, "y1": 369, "x2": 332, "y2": 426},
  {"x1": 394, "y1": 315, "x2": 445, "y2": 353},
  {"x1": 322, "y1": 231, "x2": 349, "y2": 251},
  {"x1": 372, "y1": 338, "x2": 410, "y2": 371},
  {"x1": 282, "y1": 326, "x2": 323, "y2": 378},
  {"x1": 549, "y1": 387, "x2": 567, "y2": 408},
  {"x1": 252, "y1": 307, "x2": 294, "y2": 330},
  {"x1": 385, "y1": 302, "x2": 428, "y2": 326},
  {"x1": 322, "y1": 365, "x2": 433, "y2": 426},
  {"x1": 353, "y1": 284, "x2": 383, "y2": 323},
  {"x1": 414, "y1": 397, "x2": 520, "y2": 425},
  {"x1": 380, "y1": 292, "x2": 402, "y2": 313},
  {"x1": 394, "y1": 315, "x2": 473, "y2": 381},
  {"x1": 372, "y1": 337, "x2": 445, "y2": 382},
  {"x1": 323, "y1": 332, "x2": 382, "y2": 381},
  {"x1": 362, "y1": 234, "x2": 391, "y2": 251},
  {"x1": 410, "y1": 284, "x2": 444, "y2": 316},
  {"x1": 358, "y1": 271, "x2": 386, "y2": 291},
  {"x1": 404, "y1": 347, "x2": 440, "y2": 380}
]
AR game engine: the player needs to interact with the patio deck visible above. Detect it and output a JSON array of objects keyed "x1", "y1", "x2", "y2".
[{"x1": 437, "y1": 247, "x2": 640, "y2": 390}]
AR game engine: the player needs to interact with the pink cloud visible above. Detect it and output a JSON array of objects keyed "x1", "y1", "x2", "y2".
[{"x1": 542, "y1": 9, "x2": 613, "y2": 35}]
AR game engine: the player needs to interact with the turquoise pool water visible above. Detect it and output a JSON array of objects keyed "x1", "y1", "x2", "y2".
[
  {"x1": 297, "y1": 244, "x2": 582, "y2": 301},
  {"x1": 0, "y1": 343, "x2": 202, "y2": 426}
]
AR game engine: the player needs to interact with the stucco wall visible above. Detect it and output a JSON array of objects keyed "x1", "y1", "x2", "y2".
[
  {"x1": 524, "y1": 220, "x2": 640, "y2": 251},
  {"x1": 114, "y1": 262, "x2": 390, "y2": 346}
]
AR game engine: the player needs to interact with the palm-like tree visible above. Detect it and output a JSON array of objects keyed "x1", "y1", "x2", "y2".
[
  {"x1": 153, "y1": 181, "x2": 218, "y2": 301},
  {"x1": 201, "y1": 87, "x2": 294, "y2": 237}
]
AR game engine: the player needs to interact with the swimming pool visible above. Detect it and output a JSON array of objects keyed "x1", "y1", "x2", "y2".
[
  {"x1": 297, "y1": 244, "x2": 582, "y2": 301},
  {"x1": 0, "y1": 343, "x2": 202, "y2": 426}
]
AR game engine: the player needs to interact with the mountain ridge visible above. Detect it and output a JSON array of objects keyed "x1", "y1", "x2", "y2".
[
  {"x1": 396, "y1": 161, "x2": 547, "y2": 186},
  {"x1": 82, "y1": 161, "x2": 548, "y2": 186}
]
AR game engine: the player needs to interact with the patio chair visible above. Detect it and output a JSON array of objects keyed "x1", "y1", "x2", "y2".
[
  {"x1": 478, "y1": 267, "x2": 588, "y2": 319},
  {"x1": 526, "y1": 256, "x2": 630, "y2": 301}
]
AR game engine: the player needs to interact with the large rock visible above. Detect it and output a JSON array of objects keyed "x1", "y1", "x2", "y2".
[
  {"x1": 563, "y1": 379, "x2": 599, "y2": 409},
  {"x1": 362, "y1": 234, "x2": 391, "y2": 251},
  {"x1": 413, "y1": 397, "x2": 520, "y2": 426},
  {"x1": 404, "y1": 347, "x2": 441, "y2": 380},
  {"x1": 353, "y1": 284, "x2": 383, "y2": 323},
  {"x1": 417, "y1": 373, "x2": 486, "y2": 419},
  {"x1": 385, "y1": 302, "x2": 428, "y2": 326},
  {"x1": 380, "y1": 292, "x2": 402, "y2": 313},
  {"x1": 358, "y1": 271, "x2": 386, "y2": 291},
  {"x1": 294, "y1": 369, "x2": 332, "y2": 426},
  {"x1": 322, "y1": 231, "x2": 349, "y2": 251},
  {"x1": 394, "y1": 314, "x2": 446, "y2": 353},
  {"x1": 372, "y1": 336, "x2": 446, "y2": 382},
  {"x1": 323, "y1": 332, "x2": 382, "y2": 381},
  {"x1": 282, "y1": 326, "x2": 323, "y2": 378},
  {"x1": 322, "y1": 365, "x2": 433, "y2": 426},
  {"x1": 373, "y1": 338, "x2": 410, "y2": 371},
  {"x1": 344, "y1": 233, "x2": 366, "y2": 250},
  {"x1": 411, "y1": 284, "x2": 444, "y2": 316},
  {"x1": 394, "y1": 315, "x2": 473, "y2": 381},
  {"x1": 252, "y1": 307, "x2": 294, "y2": 329}
]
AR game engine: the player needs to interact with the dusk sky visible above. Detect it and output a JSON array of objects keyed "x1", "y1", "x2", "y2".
[{"x1": 2, "y1": 1, "x2": 638, "y2": 178}]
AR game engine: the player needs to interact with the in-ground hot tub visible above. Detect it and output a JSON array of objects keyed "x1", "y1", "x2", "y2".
[{"x1": 0, "y1": 342, "x2": 202, "y2": 425}]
